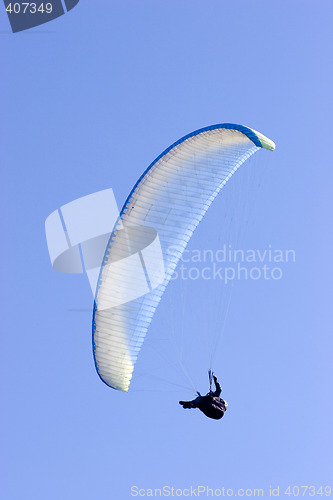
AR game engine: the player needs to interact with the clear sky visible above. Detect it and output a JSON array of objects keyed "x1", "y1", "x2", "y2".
[{"x1": 2, "y1": 1, "x2": 333, "y2": 499}]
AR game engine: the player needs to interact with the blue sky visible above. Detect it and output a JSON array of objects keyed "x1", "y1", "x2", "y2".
[{"x1": 2, "y1": 1, "x2": 333, "y2": 499}]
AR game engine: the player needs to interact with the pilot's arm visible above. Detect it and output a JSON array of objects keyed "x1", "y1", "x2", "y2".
[{"x1": 212, "y1": 375, "x2": 222, "y2": 397}]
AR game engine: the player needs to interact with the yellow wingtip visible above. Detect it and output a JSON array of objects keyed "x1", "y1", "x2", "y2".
[{"x1": 250, "y1": 128, "x2": 275, "y2": 151}]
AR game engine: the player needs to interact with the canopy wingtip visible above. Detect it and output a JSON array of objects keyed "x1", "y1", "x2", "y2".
[{"x1": 249, "y1": 127, "x2": 275, "y2": 151}]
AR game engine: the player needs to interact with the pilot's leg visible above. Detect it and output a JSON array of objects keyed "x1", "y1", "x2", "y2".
[{"x1": 179, "y1": 395, "x2": 201, "y2": 409}]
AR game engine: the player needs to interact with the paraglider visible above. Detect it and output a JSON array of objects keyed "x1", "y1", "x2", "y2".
[
  {"x1": 179, "y1": 371, "x2": 227, "y2": 420},
  {"x1": 92, "y1": 123, "x2": 275, "y2": 392}
]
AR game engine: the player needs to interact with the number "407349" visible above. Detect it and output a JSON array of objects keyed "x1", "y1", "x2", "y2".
[{"x1": 6, "y1": 3, "x2": 53, "y2": 14}]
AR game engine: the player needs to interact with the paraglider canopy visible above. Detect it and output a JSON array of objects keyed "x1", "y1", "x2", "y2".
[{"x1": 92, "y1": 124, "x2": 275, "y2": 391}]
